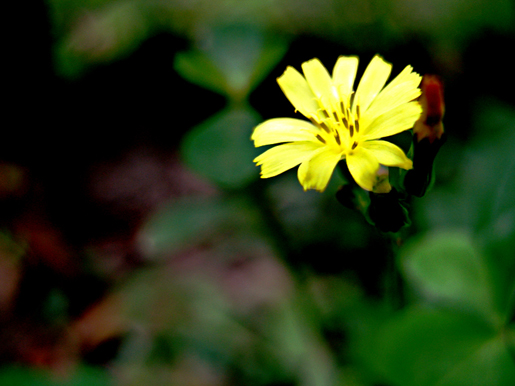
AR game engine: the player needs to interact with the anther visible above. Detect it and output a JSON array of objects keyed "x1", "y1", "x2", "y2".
[
  {"x1": 342, "y1": 117, "x2": 349, "y2": 129},
  {"x1": 352, "y1": 141, "x2": 358, "y2": 150},
  {"x1": 321, "y1": 109, "x2": 330, "y2": 118},
  {"x1": 315, "y1": 134, "x2": 326, "y2": 144},
  {"x1": 355, "y1": 119, "x2": 359, "y2": 133},
  {"x1": 349, "y1": 125, "x2": 354, "y2": 138},
  {"x1": 356, "y1": 105, "x2": 360, "y2": 119},
  {"x1": 333, "y1": 111, "x2": 339, "y2": 122},
  {"x1": 319, "y1": 121, "x2": 331, "y2": 133},
  {"x1": 334, "y1": 131, "x2": 341, "y2": 145}
]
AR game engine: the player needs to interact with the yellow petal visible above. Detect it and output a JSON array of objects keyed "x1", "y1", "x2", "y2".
[
  {"x1": 301, "y1": 58, "x2": 337, "y2": 104},
  {"x1": 346, "y1": 147, "x2": 380, "y2": 191},
  {"x1": 365, "y1": 65, "x2": 422, "y2": 121},
  {"x1": 277, "y1": 66, "x2": 319, "y2": 117},
  {"x1": 254, "y1": 141, "x2": 322, "y2": 178},
  {"x1": 361, "y1": 101, "x2": 422, "y2": 141},
  {"x1": 252, "y1": 118, "x2": 320, "y2": 147},
  {"x1": 332, "y1": 55, "x2": 359, "y2": 97},
  {"x1": 354, "y1": 55, "x2": 392, "y2": 112},
  {"x1": 361, "y1": 140, "x2": 413, "y2": 169},
  {"x1": 297, "y1": 148, "x2": 342, "y2": 191}
]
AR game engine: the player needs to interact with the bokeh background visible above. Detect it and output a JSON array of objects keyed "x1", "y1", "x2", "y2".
[{"x1": 2, "y1": 0, "x2": 515, "y2": 385}]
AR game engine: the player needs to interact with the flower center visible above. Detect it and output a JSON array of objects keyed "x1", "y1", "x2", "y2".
[{"x1": 309, "y1": 94, "x2": 361, "y2": 154}]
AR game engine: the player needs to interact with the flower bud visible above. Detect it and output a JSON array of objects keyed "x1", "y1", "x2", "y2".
[{"x1": 403, "y1": 75, "x2": 446, "y2": 197}]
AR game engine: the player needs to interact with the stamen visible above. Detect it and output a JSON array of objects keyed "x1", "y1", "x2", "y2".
[
  {"x1": 355, "y1": 119, "x2": 359, "y2": 133},
  {"x1": 334, "y1": 131, "x2": 341, "y2": 145},
  {"x1": 319, "y1": 121, "x2": 331, "y2": 133},
  {"x1": 356, "y1": 105, "x2": 360, "y2": 119},
  {"x1": 321, "y1": 109, "x2": 330, "y2": 118},
  {"x1": 315, "y1": 134, "x2": 326, "y2": 144},
  {"x1": 349, "y1": 124, "x2": 354, "y2": 138},
  {"x1": 340, "y1": 101, "x2": 345, "y2": 115},
  {"x1": 350, "y1": 92, "x2": 355, "y2": 108},
  {"x1": 333, "y1": 111, "x2": 339, "y2": 122},
  {"x1": 309, "y1": 117, "x2": 319, "y2": 126},
  {"x1": 342, "y1": 117, "x2": 349, "y2": 129},
  {"x1": 352, "y1": 141, "x2": 358, "y2": 150}
]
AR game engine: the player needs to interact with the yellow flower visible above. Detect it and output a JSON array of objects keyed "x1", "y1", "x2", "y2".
[{"x1": 251, "y1": 55, "x2": 423, "y2": 192}]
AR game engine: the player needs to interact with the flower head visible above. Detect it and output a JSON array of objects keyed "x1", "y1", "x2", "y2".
[{"x1": 252, "y1": 55, "x2": 422, "y2": 192}]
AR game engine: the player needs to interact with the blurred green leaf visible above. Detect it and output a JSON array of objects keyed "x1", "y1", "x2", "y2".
[
  {"x1": 414, "y1": 100, "x2": 515, "y2": 323},
  {"x1": 247, "y1": 33, "x2": 289, "y2": 95},
  {"x1": 491, "y1": 158, "x2": 515, "y2": 229},
  {"x1": 505, "y1": 325, "x2": 515, "y2": 361},
  {"x1": 54, "y1": 0, "x2": 149, "y2": 77},
  {"x1": 174, "y1": 24, "x2": 288, "y2": 100},
  {"x1": 262, "y1": 298, "x2": 337, "y2": 386},
  {"x1": 368, "y1": 307, "x2": 515, "y2": 386},
  {"x1": 140, "y1": 195, "x2": 260, "y2": 258},
  {"x1": 181, "y1": 106, "x2": 261, "y2": 189},
  {"x1": 483, "y1": 202, "x2": 515, "y2": 323},
  {"x1": 400, "y1": 230, "x2": 500, "y2": 324},
  {"x1": 389, "y1": 0, "x2": 514, "y2": 48},
  {"x1": 174, "y1": 51, "x2": 229, "y2": 96},
  {"x1": 417, "y1": 99, "x2": 515, "y2": 232},
  {"x1": 0, "y1": 365, "x2": 111, "y2": 386},
  {"x1": 471, "y1": 100, "x2": 515, "y2": 323}
]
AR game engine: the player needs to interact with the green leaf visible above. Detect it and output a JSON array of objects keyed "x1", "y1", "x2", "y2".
[
  {"x1": 54, "y1": 1, "x2": 149, "y2": 78},
  {"x1": 483, "y1": 205, "x2": 515, "y2": 323},
  {"x1": 174, "y1": 51, "x2": 229, "y2": 96},
  {"x1": 401, "y1": 230, "x2": 500, "y2": 324},
  {"x1": 140, "y1": 195, "x2": 259, "y2": 258},
  {"x1": 369, "y1": 307, "x2": 515, "y2": 386},
  {"x1": 388, "y1": 0, "x2": 514, "y2": 49},
  {"x1": 505, "y1": 324, "x2": 515, "y2": 361},
  {"x1": 245, "y1": 32, "x2": 289, "y2": 96},
  {"x1": 417, "y1": 98, "x2": 515, "y2": 232},
  {"x1": 0, "y1": 365, "x2": 111, "y2": 386},
  {"x1": 181, "y1": 106, "x2": 261, "y2": 189},
  {"x1": 174, "y1": 24, "x2": 288, "y2": 100},
  {"x1": 262, "y1": 298, "x2": 337, "y2": 386}
]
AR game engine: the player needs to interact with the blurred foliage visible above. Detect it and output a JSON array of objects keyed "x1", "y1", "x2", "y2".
[
  {"x1": 46, "y1": 0, "x2": 515, "y2": 77},
  {"x1": 174, "y1": 25, "x2": 289, "y2": 100},
  {"x1": 3, "y1": 0, "x2": 515, "y2": 385},
  {"x1": 181, "y1": 107, "x2": 261, "y2": 189},
  {"x1": 0, "y1": 365, "x2": 111, "y2": 386},
  {"x1": 368, "y1": 230, "x2": 515, "y2": 385}
]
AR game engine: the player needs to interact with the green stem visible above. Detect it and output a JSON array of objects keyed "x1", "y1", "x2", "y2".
[{"x1": 384, "y1": 234, "x2": 405, "y2": 310}]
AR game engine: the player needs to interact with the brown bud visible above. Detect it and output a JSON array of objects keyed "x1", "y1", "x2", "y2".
[{"x1": 414, "y1": 75, "x2": 445, "y2": 143}]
